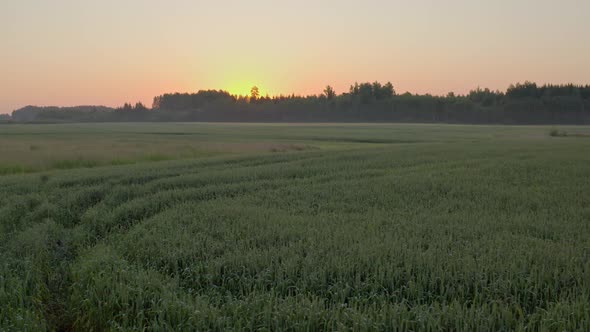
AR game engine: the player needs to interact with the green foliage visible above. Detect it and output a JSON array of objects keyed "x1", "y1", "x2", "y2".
[
  {"x1": 1, "y1": 124, "x2": 590, "y2": 330},
  {"x1": 0, "y1": 164, "x2": 32, "y2": 175}
]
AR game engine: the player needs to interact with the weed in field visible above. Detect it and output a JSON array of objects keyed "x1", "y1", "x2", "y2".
[{"x1": 549, "y1": 129, "x2": 568, "y2": 137}]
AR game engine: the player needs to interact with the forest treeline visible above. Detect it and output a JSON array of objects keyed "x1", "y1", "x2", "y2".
[{"x1": 6, "y1": 82, "x2": 590, "y2": 124}]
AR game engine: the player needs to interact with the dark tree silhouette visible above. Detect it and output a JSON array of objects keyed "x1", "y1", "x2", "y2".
[
  {"x1": 250, "y1": 86, "x2": 260, "y2": 102},
  {"x1": 9, "y1": 82, "x2": 590, "y2": 124},
  {"x1": 323, "y1": 85, "x2": 336, "y2": 100}
]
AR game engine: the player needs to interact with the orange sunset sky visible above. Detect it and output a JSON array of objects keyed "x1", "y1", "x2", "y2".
[{"x1": 1, "y1": 0, "x2": 589, "y2": 113}]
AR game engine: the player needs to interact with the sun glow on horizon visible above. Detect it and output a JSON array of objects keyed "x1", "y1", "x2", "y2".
[
  {"x1": 225, "y1": 80, "x2": 269, "y2": 97},
  {"x1": 1, "y1": 1, "x2": 590, "y2": 113}
]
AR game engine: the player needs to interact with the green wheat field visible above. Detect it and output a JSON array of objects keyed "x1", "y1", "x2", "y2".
[{"x1": 1, "y1": 123, "x2": 589, "y2": 331}]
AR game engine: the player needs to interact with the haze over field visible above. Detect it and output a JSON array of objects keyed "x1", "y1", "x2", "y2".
[{"x1": 1, "y1": 0, "x2": 590, "y2": 113}]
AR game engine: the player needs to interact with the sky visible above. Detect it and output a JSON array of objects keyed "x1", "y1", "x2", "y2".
[{"x1": 1, "y1": 0, "x2": 589, "y2": 113}]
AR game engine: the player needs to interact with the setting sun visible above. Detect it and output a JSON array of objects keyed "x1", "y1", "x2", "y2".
[
  {"x1": 225, "y1": 81, "x2": 267, "y2": 97},
  {"x1": 2, "y1": 1, "x2": 590, "y2": 113}
]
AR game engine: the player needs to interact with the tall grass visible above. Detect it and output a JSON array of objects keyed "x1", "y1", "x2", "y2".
[{"x1": 1, "y1": 125, "x2": 590, "y2": 330}]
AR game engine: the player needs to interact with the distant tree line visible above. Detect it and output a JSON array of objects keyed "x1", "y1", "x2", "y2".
[
  {"x1": 9, "y1": 105, "x2": 116, "y2": 122},
  {"x1": 6, "y1": 82, "x2": 590, "y2": 124}
]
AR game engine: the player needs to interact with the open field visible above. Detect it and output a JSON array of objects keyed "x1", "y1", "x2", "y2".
[
  {"x1": 1, "y1": 123, "x2": 590, "y2": 330},
  {"x1": 2, "y1": 122, "x2": 589, "y2": 175}
]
